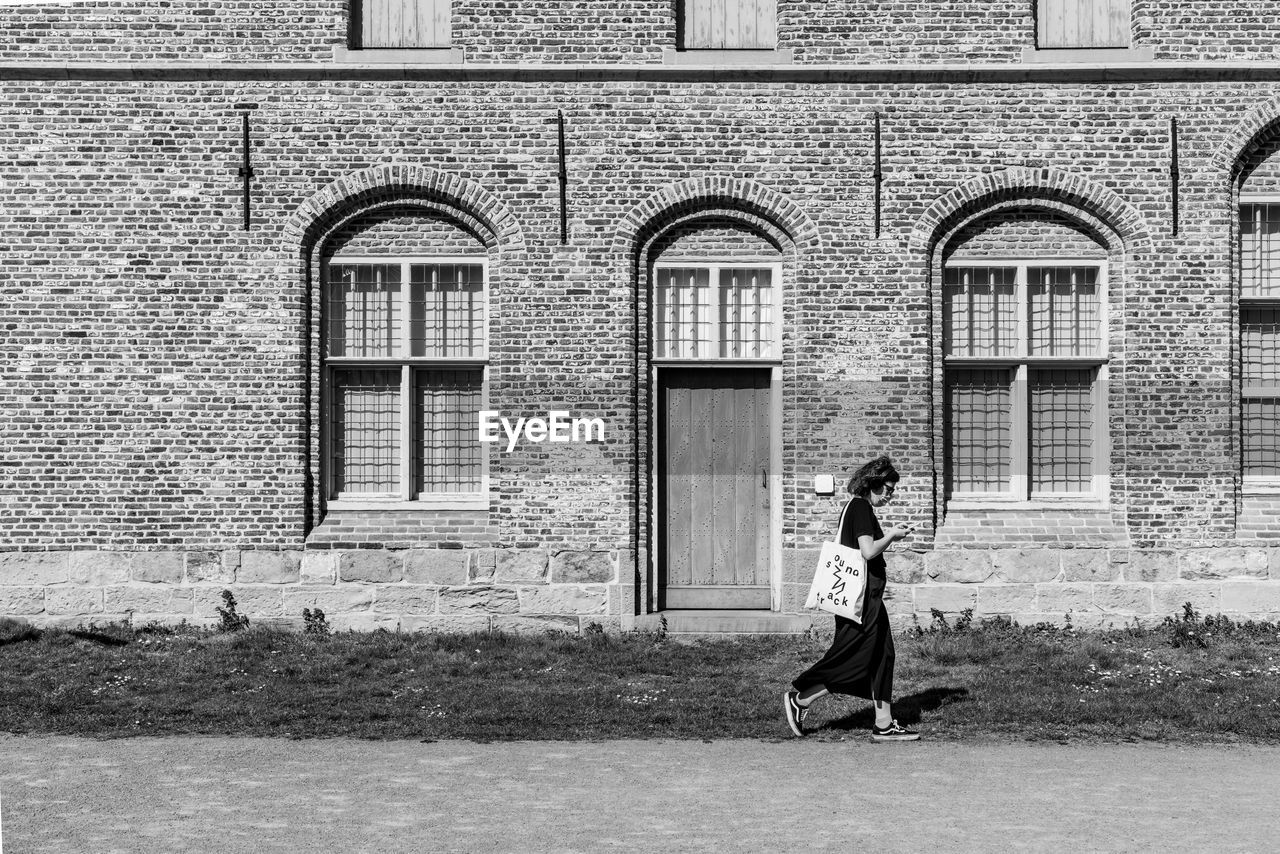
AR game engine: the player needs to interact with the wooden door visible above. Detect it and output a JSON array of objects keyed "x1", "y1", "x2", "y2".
[{"x1": 660, "y1": 367, "x2": 772, "y2": 609}]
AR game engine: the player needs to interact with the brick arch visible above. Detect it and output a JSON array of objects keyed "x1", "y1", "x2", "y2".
[
  {"x1": 909, "y1": 167, "x2": 1151, "y2": 258},
  {"x1": 641, "y1": 208, "x2": 790, "y2": 263},
  {"x1": 912, "y1": 168, "x2": 1146, "y2": 534},
  {"x1": 285, "y1": 164, "x2": 524, "y2": 253},
  {"x1": 291, "y1": 166, "x2": 521, "y2": 536},
  {"x1": 1214, "y1": 97, "x2": 1280, "y2": 185},
  {"x1": 937, "y1": 198, "x2": 1123, "y2": 261},
  {"x1": 612, "y1": 176, "x2": 820, "y2": 259}
]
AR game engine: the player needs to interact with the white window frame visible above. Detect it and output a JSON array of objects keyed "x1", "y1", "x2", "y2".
[
  {"x1": 650, "y1": 261, "x2": 783, "y2": 364},
  {"x1": 1239, "y1": 194, "x2": 1280, "y2": 493},
  {"x1": 944, "y1": 257, "x2": 1110, "y2": 507},
  {"x1": 323, "y1": 255, "x2": 490, "y2": 511}
]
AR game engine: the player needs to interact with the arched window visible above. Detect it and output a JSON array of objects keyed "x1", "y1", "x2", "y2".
[
  {"x1": 943, "y1": 211, "x2": 1109, "y2": 500},
  {"x1": 322, "y1": 208, "x2": 487, "y2": 508},
  {"x1": 1238, "y1": 139, "x2": 1280, "y2": 483}
]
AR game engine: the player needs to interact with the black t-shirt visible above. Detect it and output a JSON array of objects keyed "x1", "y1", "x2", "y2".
[{"x1": 839, "y1": 496, "x2": 886, "y2": 575}]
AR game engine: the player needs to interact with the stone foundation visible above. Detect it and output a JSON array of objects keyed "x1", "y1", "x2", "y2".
[
  {"x1": 0, "y1": 549, "x2": 623, "y2": 634},
  {"x1": 6, "y1": 547, "x2": 1280, "y2": 633}
]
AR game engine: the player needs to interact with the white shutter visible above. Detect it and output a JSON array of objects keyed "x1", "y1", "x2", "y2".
[
  {"x1": 1039, "y1": 0, "x2": 1130, "y2": 49},
  {"x1": 684, "y1": 0, "x2": 777, "y2": 50},
  {"x1": 363, "y1": 0, "x2": 451, "y2": 49}
]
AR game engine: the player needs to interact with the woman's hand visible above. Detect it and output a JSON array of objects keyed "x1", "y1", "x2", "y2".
[{"x1": 886, "y1": 525, "x2": 915, "y2": 542}]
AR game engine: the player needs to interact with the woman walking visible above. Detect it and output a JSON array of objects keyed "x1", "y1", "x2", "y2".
[{"x1": 784, "y1": 455, "x2": 919, "y2": 742}]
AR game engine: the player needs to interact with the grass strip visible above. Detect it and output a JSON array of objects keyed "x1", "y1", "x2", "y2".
[{"x1": 1, "y1": 607, "x2": 1278, "y2": 743}]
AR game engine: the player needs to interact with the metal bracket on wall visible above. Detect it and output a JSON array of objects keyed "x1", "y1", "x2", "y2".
[
  {"x1": 873, "y1": 112, "x2": 883, "y2": 238},
  {"x1": 236, "y1": 104, "x2": 257, "y2": 231},
  {"x1": 557, "y1": 109, "x2": 569, "y2": 245},
  {"x1": 1170, "y1": 117, "x2": 1180, "y2": 237}
]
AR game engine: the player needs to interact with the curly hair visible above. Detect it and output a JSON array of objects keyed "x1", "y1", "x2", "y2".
[{"x1": 846, "y1": 455, "x2": 900, "y2": 497}]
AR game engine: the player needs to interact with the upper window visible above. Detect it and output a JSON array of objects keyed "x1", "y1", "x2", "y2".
[
  {"x1": 1037, "y1": 0, "x2": 1130, "y2": 49},
  {"x1": 1240, "y1": 200, "x2": 1280, "y2": 480},
  {"x1": 944, "y1": 260, "x2": 1108, "y2": 500},
  {"x1": 353, "y1": 0, "x2": 452, "y2": 49},
  {"x1": 653, "y1": 263, "x2": 779, "y2": 360},
  {"x1": 324, "y1": 257, "x2": 486, "y2": 506},
  {"x1": 681, "y1": 0, "x2": 777, "y2": 50}
]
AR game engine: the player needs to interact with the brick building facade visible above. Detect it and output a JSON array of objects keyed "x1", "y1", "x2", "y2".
[{"x1": 5, "y1": 1, "x2": 1280, "y2": 633}]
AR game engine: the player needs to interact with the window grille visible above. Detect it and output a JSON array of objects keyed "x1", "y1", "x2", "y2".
[
  {"x1": 720, "y1": 268, "x2": 774, "y2": 359},
  {"x1": 1244, "y1": 398, "x2": 1280, "y2": 477},
  {"x1": 414, "y1": 369, "x2": 483, "y2": 494},
  {"x1": 1240, "y1": 203, "x2": 1280, "y2": 299},
  {"x1": 328, "y1": 264, "x2": 402, "y2": 358},
  {"x1": 1028, "y1": 267, "x2": 1101, "y2": 357},
  {"x1": 1038, "y1": 0, "x2": 1130, "y2": 49},
  {"x1": 331, "y1": 369, "x2": 402, "y2": 495},
  {"x1": 943, "y1": 266, "x2": 1017, "y2": 358},
  {"x1": 947, "y1": 368, "x2": 1012, "y2": 493},
  {"x1": 943, "y1": 260, "x2": 1106, "y2": 499},
  {"x1": 325, "y1": 257, "x2": 485, "y2": 502},
  {"x1": 1029, "y1": 368, "x2": 1095, "y2": 493},
  {"x1": 1241, "y1": 305, "x2": 1280, "y2": 478},
  {"x1": 655, "y1": 265, "x2": 777, "y2": 360},
  {"x1": 410, "y1": 263, "x2": 484, "y2": 358}
]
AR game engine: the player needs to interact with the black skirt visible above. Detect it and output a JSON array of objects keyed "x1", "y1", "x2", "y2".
[{"x1": 792, "y1": 570, "x2": 895, "y2": 702}]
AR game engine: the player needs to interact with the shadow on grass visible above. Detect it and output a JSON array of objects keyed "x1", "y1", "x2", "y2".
[
  {"x1": 819, "y1": 686, "x2": 971, "y2": 732},
  {"x1": 0, "y1": 617, "x2": 41, "y2": 647}
]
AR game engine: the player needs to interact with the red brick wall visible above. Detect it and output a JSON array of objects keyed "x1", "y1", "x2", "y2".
[
  {"x1": 3, "y1": 4, "x2": 1280, "y2": 630},
  {"x1": 0, "y1": 2, "x2": 1278, "y2": 65}
]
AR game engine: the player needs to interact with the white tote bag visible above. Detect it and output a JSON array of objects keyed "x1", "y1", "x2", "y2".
[{"x1": 804, "y1": 499, "x2": 868, "y2": 623}]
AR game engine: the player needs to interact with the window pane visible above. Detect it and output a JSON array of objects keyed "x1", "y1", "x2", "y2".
[
  {"x1": 719, "y1": 267, "x2": 774, "y2": 358},
  {"x1": 1244, "y1": 398, "x2": 1280, "y2": 477},
  {"x1": 943, "y1": 267, "x2": 1017, "y2": 358},
  {"x1": 328, "y1": 264, "x2": 402, "y2": 358},
  {"x1": 1243, "y1": 307, "x2": 1280, "y2": 387},
  {"x1": 410, "y1": 264, "x2": 484, "y2": 358},
  {"x1": 331, "y1": 369, "x2": 401, "y2": 496},
  {"x1": 1241, "y1": 204, "x2": 1280, "y2": 299},
  {"x1": 1030, "y1": 368, "x2": 1095, "y2": 494},
  {"x1": 655, "y1": 267, "x2": 713, "y2": 359},
  {"x1": 414, "y1": 369, "x2": 483, "y2": 494},
  {"x1": 1028, "y1": 267, "x2": 1101, "y2": 357},
  {"x1": 947, "y1": 368, "x2": 1012, "y2": 493}
]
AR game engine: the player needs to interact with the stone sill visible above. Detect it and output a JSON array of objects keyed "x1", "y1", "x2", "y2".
[
  {"x1": 333, "y1": 46, "x2": 465, "y2": 64},
  {"x1": 945, "y1": 499, "x2": 1110, "y2": 512},
  {"x1": 662, "y1": 48, "x2": 793, "y2": 66},
  {"x1": 326, "y1": 497, "x2": 489, "y2": 511},
  {"x1": 1021, "y1": 46, "x2": 1156, "y2": 64}
]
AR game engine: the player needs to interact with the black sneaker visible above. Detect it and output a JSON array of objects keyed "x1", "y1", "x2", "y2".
[
  {"x1": 870, "y1": 720, "x2": 920, "y2": 742},
  {"x1": 783, "y1": 691, "x2": 809, "y2": 737}
]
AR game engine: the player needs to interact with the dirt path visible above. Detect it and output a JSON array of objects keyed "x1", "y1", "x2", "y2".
[{"x1": 2, "y1": 735, "x2": 1278, "y2": 853}]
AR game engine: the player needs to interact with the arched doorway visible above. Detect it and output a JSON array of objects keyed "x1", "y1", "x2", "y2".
[{"x1": 650, "y1": 216, "x2": 784, "y2": 610}]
